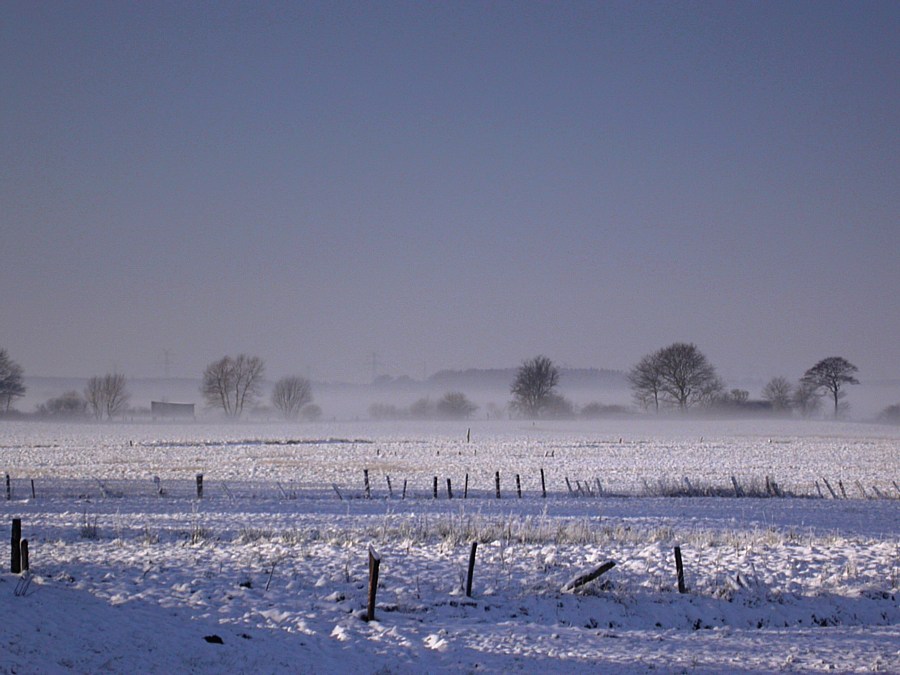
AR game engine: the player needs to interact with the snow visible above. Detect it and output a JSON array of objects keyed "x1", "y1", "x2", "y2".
[{"x1": 1, "y1": 419, "x2": 898, "y2": 673}]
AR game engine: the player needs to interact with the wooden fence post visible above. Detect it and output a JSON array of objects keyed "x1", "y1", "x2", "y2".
[
  {"x1": 5, "y1": 474, "x2": 10, "y2": 501},
  {"x1": 402, "y1": 479, "x2": 407, "y2": 500},
  {"x1": 561, "y1": 561, "x2": 616, "y2": 593},
  {"x1": 466, "y1": 541, "x2": 478, "y2": 597},
  {"x1": 196, "y1": 474, "x2": 203, "y2": 499},
  {"x1": 495, "y1": 471, "x2": 501, "y2": 499},
  {"x1": 464, "y1": 473, "x2": 469, "y2": 499},
  {"x1": 674, "y1": 546, "x2": 686, "y2": 593},
  {"x1": 386, "y1": 475, "x2": 393, "y2": 499},
  {"x1": 11, "y1": 518, "x2": 21, "y2": 574},
  {"x1": 565, "y1": 476, "x2": 574, "y2": 495},
  {"x1": 367, "y1": 545, "x2": 381, "y2": 622},
  {"x1": 541, "y1": 468, "x2": 546, "y2": 498},
  {"x1": 433, "y1": 476, "x2": 438, "y2": 499},
  {"x1": 20, "y1": 539, "x2": 29, "y2": 572},
  {"x1": 446, "y1": 478, "x2": 453, "y2": 500},
  {"x1": 516, "y1": 474, "x2": 522, "y2": 498},
  {"x1": 364, "y1": 469, "x2": 371, "y2": 499}
]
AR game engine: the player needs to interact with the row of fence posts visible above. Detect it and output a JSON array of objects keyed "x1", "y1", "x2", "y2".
[
  {"x1": 6, "y1": 515, "x2": 686, "y2": 620},
  {"x1": 7, "y1": 472, "x2": 900, "y2": 502},
  {"x1": 363, "y1": 538, "x2": 689, "y2": 622},
  {"x1": 360, "y1": 469, "x2": 549, "y2": 500}
]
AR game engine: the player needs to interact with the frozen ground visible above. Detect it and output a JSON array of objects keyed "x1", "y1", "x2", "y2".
[{"x1": 1, "y1": 419, "x2": 898, "y2": 673}]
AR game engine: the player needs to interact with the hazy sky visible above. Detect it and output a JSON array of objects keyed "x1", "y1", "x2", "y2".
[{"x1": 2, "y1": 1, "x2": 898, "y2": 384}]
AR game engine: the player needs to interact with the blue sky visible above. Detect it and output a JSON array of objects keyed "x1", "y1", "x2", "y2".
[{"x1": 2, "y1": 1, "x2": 898, "y2": 384}]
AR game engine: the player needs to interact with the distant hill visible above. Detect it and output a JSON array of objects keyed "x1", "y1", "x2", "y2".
[{"x1": 427, "y1": 367, "x2": 628, "y2": 391}]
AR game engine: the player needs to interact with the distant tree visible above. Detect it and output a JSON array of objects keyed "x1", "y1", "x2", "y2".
[
  {"x1": 84, "y1": 373, "x2": 130, "y2": 420},
  {"x1": 792, "y1": 381, "x2": 823, "y2": 418},
  {"x1": 628, "y1": 352, "x2": 665, "y2": 412},
  {"x1": 580, "y1": 402, "x2": 629, "y2": 418},
  {"x1": 271, "y1": 376, "x2": 313, "y2": 420},
  {"x1": 727, "y1": 389, "x2": 749, "y2": 404},
  {"x1": 0, "y1": 348, "x2": 26, "y2": 412},
  {"x1": 201, "y1": 354, "x2": 265, "y2": 418},
  {"x1": 800, "y1": 357, "x2": 859, "y2": 418},
  {"x1": 542, "y1": 393, "x2": 576, "y2": 419},
  {"x1": 37, "y1": 390, "x2": 88, "y2": 418},
  {"x1": 436, "y1": 392, "x2": 478, "y2": 419},
  {"x1": 631, "y1": 343, "x2": 722, "y2": 411},
  {"x1": 409, "y1": 397, "x2": 436, "y2": 419},
  {"x1": 877, "y1": 403, "x2": 900, "y2": 425},
  {"x1": 761, "y1": 376, "x2": 793, "y2": 413},
  {"x1": 510, "y1": 355, "x2": 560, "y2": 418}
]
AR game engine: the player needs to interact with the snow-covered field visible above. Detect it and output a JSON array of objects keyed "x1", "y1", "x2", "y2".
[{"x1": 2, "y1": 419, "x2": 898, "y2": 673}]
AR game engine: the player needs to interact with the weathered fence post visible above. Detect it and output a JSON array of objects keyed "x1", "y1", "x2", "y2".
[
  {"x1": 5, "y1": 474, "x2": 10, "y2": 501},
  {"x1": 446, "y1": 478, "x2": 453, "y2": 500},
  {"x1": 516, "y1": 474, "x2": 522, "y2": 498},
  {"x1": 20, "y1": 539, "x2": 29, "y2": 572},
  {"x1": 561, "y1": 561, "x2": 616, "y2": 593},
  {"x1": 466, "y1": 428, "x2": 471, "y2": 443},
  {"x1": 495, "y1": 471, "x2": 501, "y2": 499},
  {"x1": 464, "y1": 473, "x2": 469, "y2": 499},
  {"x1": 195, "y1": 474, "x2": 203, "y2": 499},
  {"x1": 731, "y1": 476, "x2": 743, "y2": 498},
  {"x1": 11, "y1": 518, "x2": 21, "y2": 573},
  {"x1": 466, "y1": 541, "x2": 478, "y2": 597},
  {"x1": 364, "y1": 469, "x2": 371, "y2": 499},
  {"x1": 541, "y1": 468, "x2": 546, "y2": 498},
  {"x1": 367, "y1": 545, "x2": 381, "y2": 622},
  {"x1": 402, "y1": 479, "x2": 407, "y2": 500},
  {"x1": 565, "y1": 476, "x2": 574, "y2": 495},
  {"x1": 31, "y1": 479, "x2": 35, "y2": 500},
  {"x1": 433, "y1": 476, "x2": 438, "y2": 499},
  {"x1": 674, "y1": 546, "x2": 686, "y2": 593},
  {"x1": 822, "y1": 478, "x2": 838, "y2": 499},
  {"x1": 386, "y1": 475, "x2": 393, "y2": 499}
]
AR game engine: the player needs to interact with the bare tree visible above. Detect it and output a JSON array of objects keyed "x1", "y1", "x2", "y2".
[
  {"x1": 877, "y1": 403, "x2": 900, "y2": 425},
  {"x1": 761, "y1": 376, "x2": 793, "y2": 413},
  {"x1": 37, "y1": 391, "x2": 88, "y2": 418},
  {"x1": 84, "y1": 377, "x2": 104, "y2": 419},
  {"x1": 628, "y1": 352, "x2": 664, "y2": 412},
  {"x1": 271, "y1": 376, "x2": 313, "y2": 419},
  {"x1": 0, "y1": 348, "x2": 26, "y2": 412},
  {"x1": 510, "y1": 355, "x2": 560, "y2": 419},
  {"x1": 201, "y1": 354, "x2": 265, "y2": 418},
  {"x1": 436, "y1": 392, "x2": 478, "y2": 419},
  {"x1": 792, "y1": 381, "x2": 823, "y2": 418},
  {"x1": 801, "y1": 357, "x2": 859, "y2": 418},
  {"x1": 84, "y1": 373, "x2": 130, "y2": 420},
  {"x1": 631, "y1": 343, "x2": 722, "y2": 411}
]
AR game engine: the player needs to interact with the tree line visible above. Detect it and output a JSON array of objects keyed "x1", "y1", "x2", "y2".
[
  {"x1": 0, "y1": 345, "x2": 894, "y2": 422},
  {"x1": 509, "y1": 347, "x2": 864, "y2": 420},
  {"x1": 0, "y1": 349, "x2": 319, "y2": 421}
]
